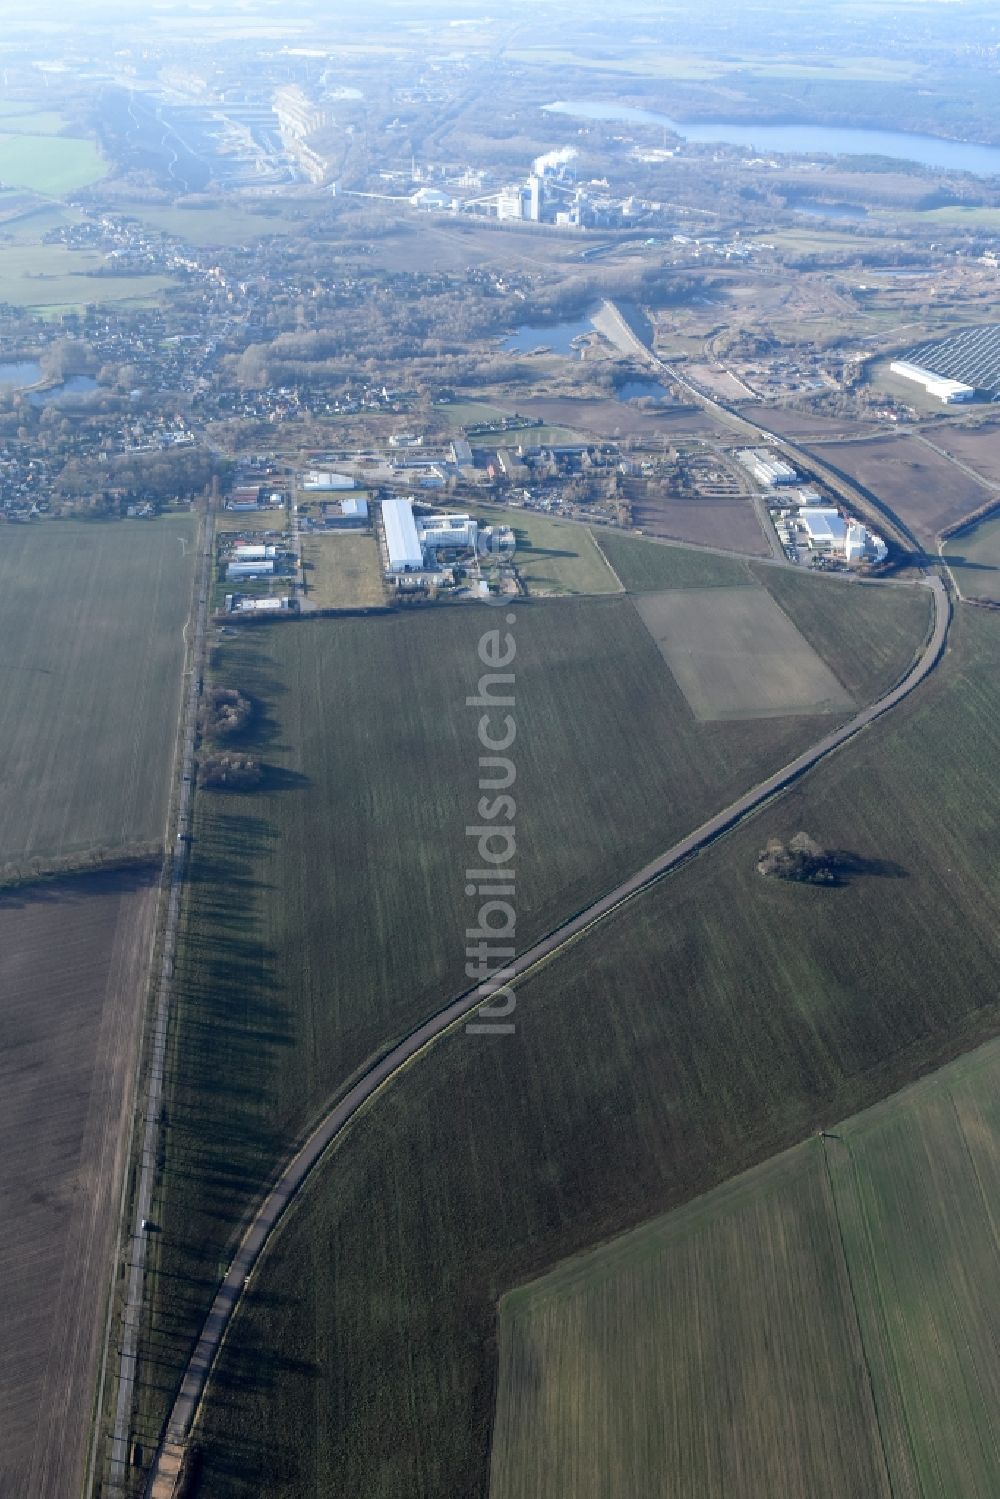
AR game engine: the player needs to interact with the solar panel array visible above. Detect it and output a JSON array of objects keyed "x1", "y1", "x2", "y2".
[{"x1": 903, "y1": 325, "x2": 1000, "y2": 396}]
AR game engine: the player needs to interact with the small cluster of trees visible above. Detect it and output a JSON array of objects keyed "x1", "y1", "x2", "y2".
[
  {"x1": 197, "y1": 750, "x2": 263, "y2": 791},
  {"x1": 203, "y1": 686, "x2": 253, "y2": 738},
  {"x1": 756, "y1": 832, "x2": 838, "y2": 885}
]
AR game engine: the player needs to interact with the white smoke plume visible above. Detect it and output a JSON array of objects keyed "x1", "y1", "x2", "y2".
[{"x1": 532, "y1": 146, "x2": 578, "y2": 175}]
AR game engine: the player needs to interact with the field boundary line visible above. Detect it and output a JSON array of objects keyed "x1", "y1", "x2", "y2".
[
  {"x1": 819, "y1": 1138, "x2": 898, "y2": 1499},
  {"x1": 590, "y1": 526, "x2": 625, "y2": 590},
  {"x1": 143, "y1": 574, "x2": 950, "y2": 1497}
]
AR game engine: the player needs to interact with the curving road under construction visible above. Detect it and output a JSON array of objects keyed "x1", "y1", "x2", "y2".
[{"x1": 144, "y1": 571, "x2": 950, "y2": 1497}]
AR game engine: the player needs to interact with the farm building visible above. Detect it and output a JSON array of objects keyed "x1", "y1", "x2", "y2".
[
  {"x1": 382, "y1": 498, "x2": 424, "y2": 572},
  {"x1": 227, "y1": 559, "x2": 275, "y2": 579},
  {"x1": 889, "y1": 360, "x2": 975, "y2": 404},
  {"x1": 736, "y1": 449, "x2": 798, "y2": 486}
]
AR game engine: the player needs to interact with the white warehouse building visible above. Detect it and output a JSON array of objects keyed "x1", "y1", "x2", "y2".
[
  {"x1": 736, "y1": 448, "x2": 798, "y2": 486},
  {"x1": 382, "y1": 498, "x2": 424, "y2": 572},
  {"x1": 227, "y1": 559, "x2": 275, "y2": 578},
  {"x1": 232, "y1": 544, "x2": 276, "y2": 562},
  {"x1": 889, "y1": 360, "x2": 975, "y2": 404}
]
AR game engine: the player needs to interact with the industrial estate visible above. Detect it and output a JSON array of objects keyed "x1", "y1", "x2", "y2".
[{"x1": 6, "y1": 4, "x2": 1000, "y2": 1499}]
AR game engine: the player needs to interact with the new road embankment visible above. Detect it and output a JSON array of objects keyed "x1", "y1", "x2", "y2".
[{"x1": 144, "y1": 572, "x2": 950, "y2": 1498}]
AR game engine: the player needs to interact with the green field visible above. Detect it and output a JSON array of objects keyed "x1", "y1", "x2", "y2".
[
  {"x1": 134, "y1": 203, "x2": 307, "y2": 247},
  {"x1": 131, "y1": 569, "x2": 936, "y2": 1491},
  {"x1": 182, "y1": 604, "x2": 1000, "y2": 1499},
  {"x1": 633, "y1": 586, "x2": 854, "y2": 720},
  {"x1": 0, "y1": 517, "x2": 196, "y2": 866},
  {"x1": 438, "y1": 399, "x2": 511, "y2": 428},
  {"x1": 472, "y1": 505, "x2": 619, "y2": 594},
  {"x1": 0, "y1": 133, "x2": 106, "y2": 196},
  {"x1": 493, "y1": 1033, "x2": 1000, "y2": 1499},
  {"x1": 492, "y1": 1143, "x2": 888, "y2": 1499},
  {"x1": 945, "y1": 510, "x2": 1000, "y2": 601},
  {"x1": 300, "y1": 531, "x2": 386, "y2": 609},
  {"x1": 596, "y1": 529, "x2": 753, "y2": 590},
  {"x1": 0, "y1": 240, "x2": 177, "y2": 310}
]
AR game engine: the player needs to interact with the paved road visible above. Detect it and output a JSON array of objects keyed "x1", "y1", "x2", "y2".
[
  {"x1": 104, "y1": 511, "x2": 213, "y2": 1497},
  {"x1": 144, "y1": 572, "x2": 950, "y2": 1497}
]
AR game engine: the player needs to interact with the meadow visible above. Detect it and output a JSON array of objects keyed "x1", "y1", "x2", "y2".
[
  {"x1": 131, "y1": 566, "x2": 933, "y2": 1490},
  {"x1": 299, "y1": 531, "x2": 386, "y2": 609},
  {"x1": 0, "y1": 517, "x2": 197, "y2": 866},
  {"x1": 945, "y1": 510, "x2": 1000, "y2": 602},
  {"x1": 470, "y1": 504, "x2": 618, "y2": 594},
  {"x1": 134, "y1": 202, "x2": 313, "y2": 247},
  {"x1": 0, "y1": 239, "x2": 177, "y2": 311},
  {"x1": 0, "y1": 132, "x2": 106, "y2": 196}
]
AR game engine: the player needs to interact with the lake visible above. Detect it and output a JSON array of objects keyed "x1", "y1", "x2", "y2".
[
  {"x1": 27, "y1": 375, "x2": 99, "y2": 406},
  {"x1": 792, "y1": 199, "x2": 867, "y2": 222},
  {"x1": 616, "y1": 378, "x2": 671, "y2": 401},
  {"x1": 543, "y1": 101, "x2": 1000, "y2": 178},
  {"x1": 504, "y1": 314, "x2": 595, "y2": 355},
  {"x1": 0, "y1": 359, "x2": 42, "y2": 387}
]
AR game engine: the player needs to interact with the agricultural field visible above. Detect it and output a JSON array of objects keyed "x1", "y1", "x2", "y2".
[
  {"x1": 753, "y1": 567, "x2": 933, "y2": 705},
  {"x1": 595, "y1": 529, "x2": 754, "y2": 589},
  {"x1": 629, "y1": 490, "x2": 769, "y2": 554},
  {"x1": 633, "y1": 586, "x2": 854, "y2": 720},
  {"x1": 492, "y1": 1033, "x2": 1000, "y2": 1499},
  {"x1": 0, "y1": 517, "x2": 197, "y2": 866},
  {"x1": 922, "y1": 422, "x2": 1000, "y2": 487},
  {"x1": 0, "y1": 132, "x2": 106, "y2": 196},
  {"x1": 188, "y1": 605, "x2": 1000, "y2": 1499},
  {"x1": 812, "y1": 432, "x2": 993, "y2": 545},
  {"x1": 944, "y1": 510, "x2": 1000, "y2": 601},
  {"x1": 520, "y1": 394, "x2": 728, "y2": 440},
  {"x1": 0, "y1": 869, "x2": 158, "y2": 1499},
  {"x1": 300, "y1": 531, "x2": 386, "y2": 609},
  {"x1": 491, "y1": 1143, "x2": 887, "y2": 1499},
  {"x1": 471, "y1": 505, "x2": 618, "y2": 594},
  {"x1": 134, "y1": 571, "x2": 934, "y2": 1490}
]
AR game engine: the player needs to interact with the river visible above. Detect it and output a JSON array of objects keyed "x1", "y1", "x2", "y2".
[{"x1": 543, "y1": 101, "x2": 1000, "y2": 178}]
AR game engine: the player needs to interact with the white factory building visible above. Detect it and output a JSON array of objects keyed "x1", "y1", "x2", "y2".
[
  {"x1": 417, "y1": 513, "x2": 478, "y2": 551},
  {"x1": 736, "y1": 448, "x2": 799, "y2": 486},
  {"x1": 382, "y1": 498, "x2": 424, "y2": 572},
  {"x1": 227, "y1": 559, "x2": 275, "y2": 579},
  {"x1": 889, "y1": 360, "x2": 975, "y2": 404},
  {"x1": 800, "y1": 507, "x2": 888, "y2": 563}
]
